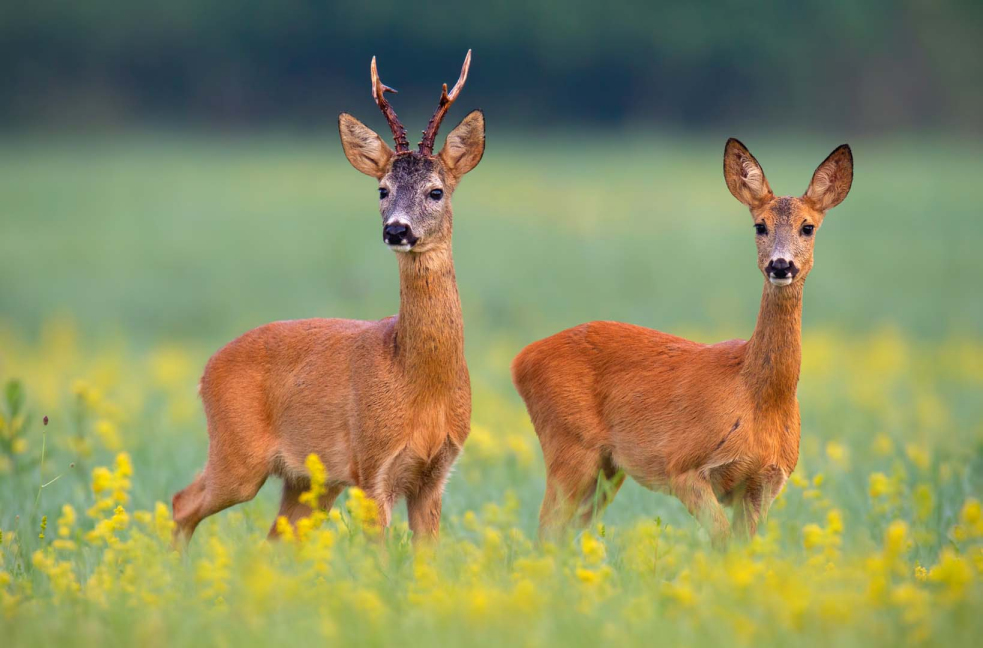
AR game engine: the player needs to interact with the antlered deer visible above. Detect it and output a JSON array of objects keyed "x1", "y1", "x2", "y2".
[
  {"x1": 172, "y1": 51, "x2": 484, "y2": 545},
  {"x1": 512, "y1": 140, "x2": 853, "y2": 547}
]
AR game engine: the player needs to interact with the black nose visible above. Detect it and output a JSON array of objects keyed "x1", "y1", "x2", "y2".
[
  {"x1": 766, "y1": 258, "x2": 798, "y2": 278},
  {"x1": 383, "y1": 223, "x2": 417, "y2": 247}
]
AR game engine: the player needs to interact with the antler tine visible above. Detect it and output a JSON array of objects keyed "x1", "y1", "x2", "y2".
[
  {"x1": 418, "y1": 49, "x2": 472, "y2": 156},
  {"x1": 370, "y1": 56, "x2": 410, "y2": 153}
]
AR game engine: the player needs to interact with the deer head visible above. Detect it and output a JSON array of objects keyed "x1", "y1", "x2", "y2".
[
  {"x1": 338, "y1": 51, "x2": 485, "y2": 254},
  {"x1": 724, "y1": 139, "x2": 853, "y2": 287}
]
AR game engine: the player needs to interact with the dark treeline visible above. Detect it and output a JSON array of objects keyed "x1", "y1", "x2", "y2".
[{"x1": 1, "y1": 0, "x2": 980, "y2": 133}]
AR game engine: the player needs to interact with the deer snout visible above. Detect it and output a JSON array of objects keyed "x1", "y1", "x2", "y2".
[
  {"x1": 383, "y1": 222, "x2": 418, "y2": 251},
  {"x1": 766, "y1": 258, "x2": 799, "y2": 286}
]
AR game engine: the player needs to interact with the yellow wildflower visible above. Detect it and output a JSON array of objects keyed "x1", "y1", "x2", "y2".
[
  {"x1": 802, "y1": 524, "x2": 824, "y2": 551},
  {"x1": 57, "y1": 504, "x2": 76, "y2": 538},
  {"x1": 299, "y1": 453, "x2": 327, "y2": 510},
  {"x1": 825, "y1": 441, "x2": 849, "y2": 468},
  {"x1": 960, "y1": 498, "x2": 983, "y2": 537},
  {"x1": 869, "y1": 472, "x2": 894, "y2": 499},
  {"x1": 872, "y1": 433, "x2": 894, "y2": 456},
  {"x1": 884, "y1": 520, "x2": 910, "y2": 557},
  {"x1": 275, "y1": 516, "x2": 296, "y2": 543},
  {"x1": 346, "y1": 488, "x2": 379, "y2": 536},
  {"x1": 929, "y1": 549, "x2": 973, "y2": 602},
  {"x1": 580, "y1": 532, "x2": 606, "y2": 566},
  {"x1": 905, "y1": 444, "x2": 930, "y2": 472},
  {"x1": 94, "y1": 419, "x2": 122, "y2": 451}
]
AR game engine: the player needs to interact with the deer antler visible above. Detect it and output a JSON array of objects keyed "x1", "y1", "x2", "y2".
[
  {"x1": 371, "y1": 56, "x2": 410, "y2": 153},
  {"x1": 418, "y1": 50, "x2": 472, "y2": 156}
]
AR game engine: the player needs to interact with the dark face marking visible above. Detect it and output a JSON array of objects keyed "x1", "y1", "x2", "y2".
[
  {"x1": 773, "y1": 196, "x2": 793, "y2": 222},
  {"x1": 390, "y1": 153, "x2": 439, "y2": 187}
]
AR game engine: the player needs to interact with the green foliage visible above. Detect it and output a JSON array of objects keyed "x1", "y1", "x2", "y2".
[
  {"x1": 0, "y1": 1, "x2": 981, "y2": 130},
  {"x1": 4, "y1": 380, "x2": 24, "y2": 419}
]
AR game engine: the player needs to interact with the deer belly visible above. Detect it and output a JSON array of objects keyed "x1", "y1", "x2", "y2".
[{"x1": 611, "y1": 447, "x2": 671, "y2": 493}]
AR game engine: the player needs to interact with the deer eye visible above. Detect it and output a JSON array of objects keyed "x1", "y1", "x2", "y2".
[
  {"x1": 801, "y1": 224, "x2": 815, "y2": 236},
  {"x1": 428, "y1": 189, "x2": 443, "y2": 201},
  {"x1": 379, "y1": 187, "x2": 389, "y2": 199},
  {"x1": 754, "y1": 223, "x2": 768, "y2": 236}
]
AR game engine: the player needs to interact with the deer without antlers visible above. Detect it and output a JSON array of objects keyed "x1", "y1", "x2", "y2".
[
  {"x1": 172, "y1": 51, "x2": 484, "y2": 545},
  {"x1": 512, "y1": 140, "x2": 853, "y2": 548}
]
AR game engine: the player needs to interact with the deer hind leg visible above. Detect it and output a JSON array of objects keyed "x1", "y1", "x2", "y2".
[
  {"x1": 574, "y1": 455, "x2": 625, "y2": 528},
  {"x1": 759, "y1": 465, "x2": 788, "y2": 517},
  {"x1": 669, "y1": 470, "x2": 731, "y2": 550},
  {"x1": 539, "y1": 441, "x2": 615, "y2": 540},
  {"x1": 172, "y1": 471, "x2": 207, "y2": 546},
  {"x1": 731, "y1": 481, "x2": 762, "y2": 542},
  {"x1": 733, "y1": 464, "x2": 787, "y2": 542},
  {"x1": 172, "y1": 421, "x2": 272, "y2": 548},
  {"x1": 268, "y1": 482, "x2": 346, "y2": 540}
]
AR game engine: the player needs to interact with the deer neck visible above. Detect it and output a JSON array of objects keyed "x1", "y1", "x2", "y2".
[
  {"x1": 394, "y1": 241, "x2": 464, "y2": 392},
  {"x1": 742, "y1": 281, "x2": 803, "y2": 409}
]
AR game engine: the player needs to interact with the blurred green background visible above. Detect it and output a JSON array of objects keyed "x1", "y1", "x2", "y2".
[
  {"x1": 2, "y1": 1, "x2": 982, "y2": 132},
  {"x1": 1, "y1": 134, "x2": 981, "y2": 359},
  {"x1": 1, "y1": 1, "x2": 982, "y2": 387}
]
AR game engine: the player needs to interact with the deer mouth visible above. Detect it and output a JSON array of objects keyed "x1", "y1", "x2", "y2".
[
  {"x1": 768, "y1": 276, "x2": 794, "y2": 287},
  {"x1": 387, "y1": 242, "x2": 414, "y2": 252}
]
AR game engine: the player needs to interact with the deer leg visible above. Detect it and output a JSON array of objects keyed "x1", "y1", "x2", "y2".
[
  {"x1": 268, "y1": 482, "x2": 345, "y2": 539},
  {"x1": 172, "y1": 461, "x2": 268, "y2": 548},
  {"x1": 172, "y1": 471, "x2": 207, "y2": 547},
  {"x1": 372, "y1": 492, "x2": 395, "y2": 537},
  {"x1": 757, "y1": 465, "x2": 787, "y2": 521},
  {"x1": 670, "y1": 470, "x2": 731, "y2": 550},
  {"x1": 172, "y1": 421, "x2": 271, "y2": 548},
  {"x1": 407, "y1": 481, "x2": 444, "y2": 545},
  {"x1": 539, "y1": 448, "x2": 608, "y2": 540},
  {"x1": 731, "y1": 481, "x2": 762, "y2": 542},
  {"x1": 575, "y1": 458, "x2": 625, "y2": 528},
  {"x1": 733, "y1": 465, "x2": 787, "y2": 541}
]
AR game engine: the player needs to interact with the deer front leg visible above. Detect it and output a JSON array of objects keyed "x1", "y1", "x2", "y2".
[
  {"x1": 407, "y1": 481, "x2": 444, "y2": 545},
  {"x1": 407, "y1": 442, "x2": 459, "y2": 545},
  {"x1": 670, "y1": 470, "x2": 731, "y2": 550},
  {"x1": 374, "y1": 494, "x2": 394, "y2": 534}
]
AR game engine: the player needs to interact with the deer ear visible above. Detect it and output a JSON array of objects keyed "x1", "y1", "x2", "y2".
[
  {"x1": 338, "y1": 113, "x2": 394, "y2": 179},
  {"x1": 723, "y1": 138, "x2": 773, "y2": 209},
  {"x1": 803, "y1": 144, "x2": 853, "y2": 212},
  {"x1": 439, "y1": 110, "x2": 485, "y2": 179}
]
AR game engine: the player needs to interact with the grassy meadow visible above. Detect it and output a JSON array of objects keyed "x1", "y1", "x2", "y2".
[{"x1": 1, "y1": 132, "x2": 982, "y2": 646}]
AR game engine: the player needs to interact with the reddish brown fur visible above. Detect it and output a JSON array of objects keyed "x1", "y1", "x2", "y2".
[
  {"x1": 172, "y1": 56, "x2": 485, "y2": 546},
  {"x1": 512, "y1": 140, "x2": 853, "y2": 547}
]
